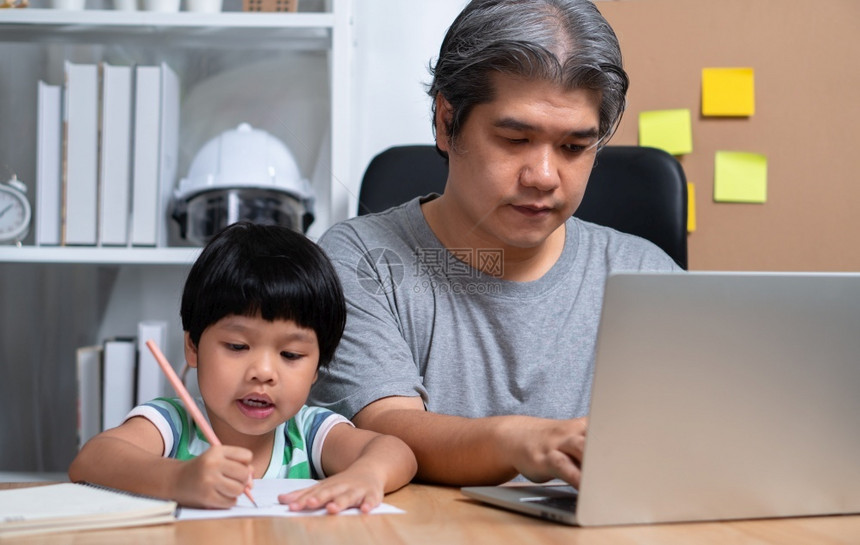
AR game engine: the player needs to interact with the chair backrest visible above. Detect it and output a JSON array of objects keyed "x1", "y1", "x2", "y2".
[
  {"x1": 578, "y1": 146, "x2": 688, "y2": 269},
  {"x1": 357, "y1": 145, "x2": 449, "y2": 217},
  {"x1": 357, "y1": 144, "x2": 687, "y2": 269}
]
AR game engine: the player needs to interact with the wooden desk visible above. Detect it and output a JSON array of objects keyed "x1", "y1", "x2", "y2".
[{"x1": 3, "y1": 482, "x2": 860, "y2": 544}]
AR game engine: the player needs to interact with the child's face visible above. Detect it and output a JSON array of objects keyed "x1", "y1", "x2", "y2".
[{"x1": 186, "y1": 313, "x2": 320, "y2": 442}]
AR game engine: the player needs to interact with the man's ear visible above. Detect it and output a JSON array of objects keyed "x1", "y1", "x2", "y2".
[
  {"x1": 434, "y1": 94, "x2": 454, "y2": 153},
  {"x1": 184, "y1": 332, "x2": 199, "y2": 369}
]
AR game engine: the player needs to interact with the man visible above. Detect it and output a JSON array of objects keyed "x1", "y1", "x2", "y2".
[{"x1": 310, "y1": 0, "x2": 681, "y2": 487}]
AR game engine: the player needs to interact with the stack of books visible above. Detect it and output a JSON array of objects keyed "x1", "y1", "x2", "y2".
[
  {"x1": 75, "y1": 320, "x2": 171, "y2": 449},
  {"x1": 36, "y1": 61, "x2": 180, "y2": 248}
]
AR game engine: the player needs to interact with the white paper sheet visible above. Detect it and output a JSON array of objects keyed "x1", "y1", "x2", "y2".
[{"x1": 177, "y1": 479, "x2": 404, "y2": 520}]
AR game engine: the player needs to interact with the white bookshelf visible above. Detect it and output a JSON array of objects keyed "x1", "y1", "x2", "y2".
[
  {"x1": 0, "y1": 0, "x2": 353, "y2": 473},
  {"x1": 0, "y1": 9, "x2": 336, "y2": 49},
  {"x1": 0, "y1": 245, "x2": 200, "y2": 265},
  {"x1": 0, "y1": 0, "x2": 354, "y2": 264}
]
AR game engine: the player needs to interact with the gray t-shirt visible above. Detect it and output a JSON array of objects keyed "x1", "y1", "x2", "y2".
[{"x1": 310, "y1": 196, "x2": 681, "y2": 420}]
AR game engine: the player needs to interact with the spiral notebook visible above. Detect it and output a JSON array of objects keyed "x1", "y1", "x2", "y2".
[{"x1": 0, "y1": 482, "x2": 176, "y2": 538}]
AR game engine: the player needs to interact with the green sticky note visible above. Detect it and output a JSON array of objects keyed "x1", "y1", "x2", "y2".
[
  {"x1": 714, "y1": 151, "x2": 767, "y2": 203},
  {"x1": 702, "y1": 67, "x2": 755, "y2": 116},
  {"x1": 638, "y1": 109, "x2": 693, "y2": 156}
]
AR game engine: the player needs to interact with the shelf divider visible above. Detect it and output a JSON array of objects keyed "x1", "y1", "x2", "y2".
[{"x1": 0, "y1": 246, "x2": 201, "y2": 265}]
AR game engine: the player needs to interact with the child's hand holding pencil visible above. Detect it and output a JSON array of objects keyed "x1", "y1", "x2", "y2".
[
  {"x1": 171, "y1": 444, "x2": 256, "y2": 509},
  {"x1": 146, "y1": 340, "x2": 258, "y2": 509}
]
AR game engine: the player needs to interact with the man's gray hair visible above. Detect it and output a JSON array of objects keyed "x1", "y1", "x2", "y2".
[{"x1": 428, "y1": 0, "x2": 628, "y2": 154}]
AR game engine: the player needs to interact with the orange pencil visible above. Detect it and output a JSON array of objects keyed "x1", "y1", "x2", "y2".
[{"x1": 145, "y1": 339, "x2": 258, "y2": 508}]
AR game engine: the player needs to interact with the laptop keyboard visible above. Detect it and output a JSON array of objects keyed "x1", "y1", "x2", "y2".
[{"x1": 522, "y1": 494, "x2": 579, "y2": 511}]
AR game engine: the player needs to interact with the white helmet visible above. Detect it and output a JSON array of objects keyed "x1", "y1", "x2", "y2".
[{"x1": 172, "y1": 123, "x2": 315, "y2": 245}]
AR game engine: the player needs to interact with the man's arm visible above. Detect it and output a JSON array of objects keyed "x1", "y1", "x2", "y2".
[{"x1": 353, "y1": 396, "x2": 588, "y2": 487}]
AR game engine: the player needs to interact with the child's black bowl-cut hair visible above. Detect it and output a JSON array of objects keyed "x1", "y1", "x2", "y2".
[{"x1": 180, "y1": 221, "x2": 346, "y2": 367}]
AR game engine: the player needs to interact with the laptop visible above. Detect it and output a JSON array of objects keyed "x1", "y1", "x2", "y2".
[{"x1": 462, "y1": 272, "x2": 860, "y2": 526}]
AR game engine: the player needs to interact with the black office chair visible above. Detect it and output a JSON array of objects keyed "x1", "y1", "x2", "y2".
[{"x1": 357, "y1": 144, "x2": 687, "y2": 269}]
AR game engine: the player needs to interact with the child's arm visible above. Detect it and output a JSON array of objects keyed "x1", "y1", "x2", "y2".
[
  {"x1": 68, "y1": 416, "x2": 254, "y2": 508},
  {"x1": 278, "y1": 424, "x2": 417, "y2": 513}
]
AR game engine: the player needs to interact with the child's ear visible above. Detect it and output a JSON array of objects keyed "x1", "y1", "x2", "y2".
[
  {"x1": 312, "y1": 370, "x2": 318, "y2": 384},
  {"x1": 184, "y1": 332, "x2": 199, "y2": 369}
]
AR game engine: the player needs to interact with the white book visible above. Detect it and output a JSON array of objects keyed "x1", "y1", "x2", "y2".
[
  {"x1": 156, "y1": 63, "x2": 180, "y2": 248},
  {"x1": 131, "y1": 62, "x2": 180, "y2": 247},
  {"x1": 35, "y1": 81, "x2": 63, "y2": 246},
  {"x1": 63, "y1": 61, "x2": 99, "y2": 246},
  {"x1": 130, "y1": 65, "x2": 161, "y2": 247},
  {"x1": 136, "y1": 320, "x2": 168, "y2": 404},
  {"x1": 75, "y1": 345, "x2": 103, "y2": 450},
  {"x1": 98, "y1": 64, "x2": 133, "y2": 246},
  {"x1": 102, "y1": 338, "x2": 137, "y2": 431}
]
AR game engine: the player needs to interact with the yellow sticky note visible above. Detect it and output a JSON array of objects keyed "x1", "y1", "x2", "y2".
[
  {"x1": 714, "y1": 151, "x2": 767, "y2": 203},
  {"x1": 687, "y1": 182, "x2": 696, "y2": 233},
  {"x1": 638, "y1": 109, "x2": 693, "y2": 156},
  {"x1": 702, "y1": 67, "x2": 755, "y2": 116}
]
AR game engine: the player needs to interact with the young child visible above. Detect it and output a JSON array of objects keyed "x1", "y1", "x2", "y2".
[{"x1": 69, "y1": 222, "x2": 417, "y2": 513}]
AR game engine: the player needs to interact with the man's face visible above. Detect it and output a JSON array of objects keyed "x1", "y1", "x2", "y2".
[{"x1": 436, "y1": 73, "x2": 601, "y2": 251}]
